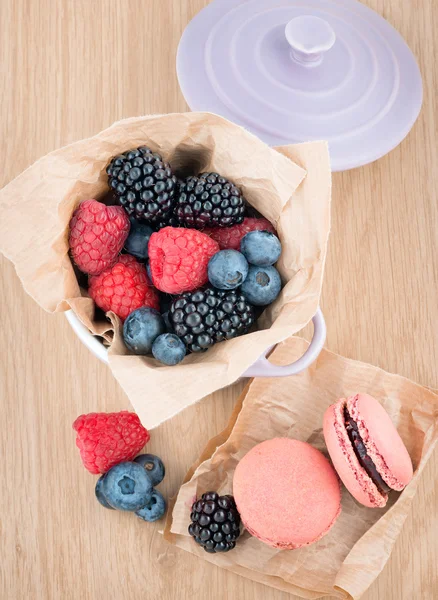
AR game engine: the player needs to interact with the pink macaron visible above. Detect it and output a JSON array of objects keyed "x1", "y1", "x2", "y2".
[
  {"x1": 233, "y1": 438, "x2": 341, "y2": 549},
  {"x1": 323, "y1": 393, "x2": 413, "y2": 508}
]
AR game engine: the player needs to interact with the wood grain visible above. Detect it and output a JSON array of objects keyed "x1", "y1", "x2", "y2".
[{"x1": 0, "y1": 1, "x2": 437, "y2": 599}]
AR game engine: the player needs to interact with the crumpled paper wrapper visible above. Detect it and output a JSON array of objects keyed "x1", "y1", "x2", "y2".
[
  {"x1": 164, "y1": 337, "x2": 438, "y2": 599},
  {"x1": 0, "y1": 113, "x2": 331, "y2": 428}
]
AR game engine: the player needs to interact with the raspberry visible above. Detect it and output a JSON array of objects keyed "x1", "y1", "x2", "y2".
[
  {"x1": 69, "y1": 199, "x2": 130, "y2": 275},
  {"x1": 73, "y1": 411, "x2": 150, "y2": 474},
  {"x1": 89, "y1": 254, "x2": 160, "y2": 321},
  {"x1": 148, "y1": 227, "x2": 219, "y2": 294},
  {"x1": 203, "y1": 217, "x2": 276, "y2": 250}
]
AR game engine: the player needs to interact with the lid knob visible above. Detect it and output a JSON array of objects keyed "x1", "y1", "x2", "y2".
[{"x1": 285, "y1": 16, "x2": 336, "y2": 67}]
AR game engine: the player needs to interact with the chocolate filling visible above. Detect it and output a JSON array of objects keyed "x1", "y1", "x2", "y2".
[{"x1": 343, "y1": 407, "x2": 391, "y2": 495}]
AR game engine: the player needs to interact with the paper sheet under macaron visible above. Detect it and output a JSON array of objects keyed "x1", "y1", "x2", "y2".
[{"x1": 164, "y1": 338, "x2": 438, "y2": 600}]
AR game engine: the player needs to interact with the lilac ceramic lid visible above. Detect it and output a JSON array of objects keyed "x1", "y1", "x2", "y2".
[{"x1": 177, "y1": 0, "x2": 422, "y2": 171}]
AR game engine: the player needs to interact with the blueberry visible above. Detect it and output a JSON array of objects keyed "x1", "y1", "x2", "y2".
[
  {"x1": 134, "y1": 454, "x2": 165, "y2": 486},
  {"x1": 160, "y1": 294, "x2": 173, "y2": 315},
  {"x1": 95, "y1": 475, "x2": 114, "y2": 510},
  {"x1": 135, "y1": 490, "x2": 167, "y2": 522},
  {"x1": 208, "y1": 250, "x2": 249, "y2": 290},
  {"x1": 240, "y1": 265, "x2": 282, "y2": 306},
  {"x1": 102, "y1": 462, "x2": 153, "y2": 511},
  {"x1": 152, "y1": 333, "x2": 186, "y2": 366},
  {"x1": 124, "y1": 222, "x2": 153, "y2": 260},
  {"x1": 240, "y1": 230, "x2": 281, "y2": 266},
  {"x1": 161, "y1": 311, "x2": 172, "y2": 332},
  {"x1": 146, "y1": 260, "x2": 153, "y2": 282},
  {"x1": 123, "y1": 308, "x2": 165, "y2": 354}
]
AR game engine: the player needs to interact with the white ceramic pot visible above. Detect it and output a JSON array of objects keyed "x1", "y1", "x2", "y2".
[{"x1": 66, "y1": 308, "x2": 326, "y2": 377}]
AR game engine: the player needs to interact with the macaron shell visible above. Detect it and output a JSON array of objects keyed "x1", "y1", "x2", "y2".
[
  {"x1": 348, "y1": 393, "x2": 413, "y2": 490},
  {"x1": 323, "y1": 401, "x2": 387, "y2": 508},
  {"x1": 233, "y1": 438, "x2": 341, "y2": 549}
]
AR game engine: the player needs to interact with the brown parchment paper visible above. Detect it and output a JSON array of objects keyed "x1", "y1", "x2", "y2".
[
  {"x1": 0, "y1": 113, "x2": 331, "y2": 429},
  {"x1": 164, "y1": 337, "x2": 438, "y2": 600}
]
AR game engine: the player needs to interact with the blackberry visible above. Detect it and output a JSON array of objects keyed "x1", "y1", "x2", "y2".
[
  {"x1": 176, "y1": 172, "x2": 246, "y2": 228},
  {"x1": 153, "y1": 212, "x2": 179, "y2": 230},
  {"x1": 188, "y1": 492, "x2": 241, "y2": 553},
  {"x1": 169, "y1": 287, "x2": 255, "y2": 353},
  {"x1": 153, "y1": 180, "x2": 185, "y2": 229},
  {"x1": 106, "y1": 146, "x2": 178, "y2": 224}
]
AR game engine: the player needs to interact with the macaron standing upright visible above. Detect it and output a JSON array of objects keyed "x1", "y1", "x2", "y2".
[
  {"x1": 323, "y1": 393, "x2": 413, "y2": 508},
  {"x1": 233, "y1": 438, "x2": 341, "y2": 549}
]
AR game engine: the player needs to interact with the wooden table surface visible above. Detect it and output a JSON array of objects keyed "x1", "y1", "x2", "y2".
[{"x1": 0, "y1": 1, "x2": 437, "y2": 599}]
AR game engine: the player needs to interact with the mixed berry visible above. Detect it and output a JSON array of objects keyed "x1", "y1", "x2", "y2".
[
  {"x1": 73, "y1": 411, "x2": 167, "y2": 523},
  {"x1": 68, "y1": 145, "x2": 284, "y2": 365}
]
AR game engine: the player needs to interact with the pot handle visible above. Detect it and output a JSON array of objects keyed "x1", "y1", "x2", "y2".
[
  {"x1": 66, "y1": 310, "x2": 109, "y2": 364},
  {"x1": 242, "y1": 308, "x2": 326, "y2": 378},
  {"x1": 66, "y1": 307, "x2": 326, "y2": 375}
]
